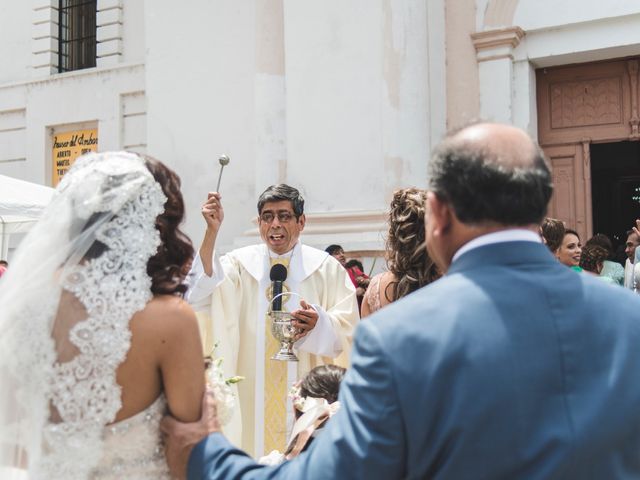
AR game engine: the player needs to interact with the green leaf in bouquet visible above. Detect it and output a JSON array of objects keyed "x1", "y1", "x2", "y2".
[{"x1": 226, "y1": 376, "x2": 245, "y2": 385}]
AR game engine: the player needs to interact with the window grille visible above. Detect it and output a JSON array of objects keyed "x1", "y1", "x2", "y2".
[{"x1": 58, "y1": 0, "x2": 97, "y2": 73}]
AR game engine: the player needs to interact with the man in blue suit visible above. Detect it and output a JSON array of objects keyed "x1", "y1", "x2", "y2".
[{"x1": 162, "y1": 123, "x2": 640, "y2": 479}]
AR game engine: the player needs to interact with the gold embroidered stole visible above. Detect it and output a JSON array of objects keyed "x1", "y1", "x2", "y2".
[{"x1": 263, "y1": 257, "x2": 290, "y2": 453}]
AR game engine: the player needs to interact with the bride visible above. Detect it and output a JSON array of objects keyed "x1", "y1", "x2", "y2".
[{"x1": 0, "y1": 152, "x2": 205, "y2": 479}]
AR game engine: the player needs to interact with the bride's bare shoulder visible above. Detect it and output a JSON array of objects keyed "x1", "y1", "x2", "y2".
[
  {"x1": 145, "y1": 295, "x2": 193, "y2": 315},
  {"x1": 131, "y1": 295, "x2": 198, "y2": 337}
]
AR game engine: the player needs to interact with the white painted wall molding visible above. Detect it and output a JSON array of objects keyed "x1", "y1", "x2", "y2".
[
  {"x1": 0, "y1": 109, "x2": 27, "y2": 164},
  {"x1": 0, "y1": 62, "x2": 144, "y2": 90},
  {"x1": 120, "y1": 91, "x2": 147, "y2": 153},
  {"x1": 96, "y1": 0, "x2": 123, "y2": 68},
  {"x1": 31, "y1": 0, "x2": 58, "y2": 76}
]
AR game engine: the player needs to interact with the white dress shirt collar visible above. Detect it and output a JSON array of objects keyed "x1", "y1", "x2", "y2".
[{"x1": 452, "y1": 229, "x2": 542, "y2": 264}]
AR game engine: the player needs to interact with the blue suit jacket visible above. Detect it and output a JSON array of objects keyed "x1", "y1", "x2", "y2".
[{"x1": 189, "y1": 241, "x2": 640, "y2": 479}]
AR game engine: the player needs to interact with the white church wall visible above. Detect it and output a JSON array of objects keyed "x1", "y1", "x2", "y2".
[
  {"x1": 144, "y1": 0, "x2": 259, "y2": 252},
  {"x1": 513, "y1": 0, "x2": 640, "y2": 31},
  {"x1": 0, "y1": 2, "x2": 31, "y2": 84},
  {"x1": 1, "y1": 1, "x2": 445, "y2": 258},
  {"x1": 280, "y1": 0, "x2": 443, "y2": 253},
  {"x1": 145, "y1": 0, "x2": 444, "y2": 255}
]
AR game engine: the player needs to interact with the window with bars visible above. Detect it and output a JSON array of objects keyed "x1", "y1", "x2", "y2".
[{"x1": 58, "y1": 0, "x2": 97, "y2": 73}]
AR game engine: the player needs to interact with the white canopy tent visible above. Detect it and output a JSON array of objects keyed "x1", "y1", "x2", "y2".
[{"x1": 0, "y1": 175, "x2": 55, "y2": 260}]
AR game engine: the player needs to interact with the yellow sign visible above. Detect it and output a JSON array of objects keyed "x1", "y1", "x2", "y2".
[{"x1": 52, "y1": 129, "x2": 98, "y2": 186}]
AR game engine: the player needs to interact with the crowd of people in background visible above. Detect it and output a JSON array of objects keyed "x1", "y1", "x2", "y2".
[
  {"x1": 540, "y1": 217, "x2": 640, "y2": 288},
  {"x1": 327, "y1": 200, "x2": 640, "y2": 324}
]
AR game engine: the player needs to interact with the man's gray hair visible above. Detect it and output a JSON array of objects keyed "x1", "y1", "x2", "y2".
[
  {"x1": 257, "y1": 184, "x2": 305, "y2": 218},
  {"x1": 428, "y1": 129, "x2": 553, "y2": 226}
]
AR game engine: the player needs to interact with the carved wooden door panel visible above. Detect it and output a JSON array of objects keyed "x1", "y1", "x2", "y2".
[
  {"x1": 543, "y1": 143, "x2": 592, "y2": 241},
  {"x1": 537, "y1": 57, "x2": 640, "y2": 239}
]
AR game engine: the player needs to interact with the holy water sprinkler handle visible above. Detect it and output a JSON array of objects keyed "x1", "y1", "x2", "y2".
[{"x1": 216, "y1": 155, "x2": 230, "y2": 192}]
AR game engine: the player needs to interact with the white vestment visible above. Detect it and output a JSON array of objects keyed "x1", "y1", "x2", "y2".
[
  {"x1": 624, "y1": 258, "x2": 640, "y2": 291},
  {"x1": 627, "y1": 251, "x2": 640, "y2": 292},
  {"x1": 187, "y1": 241, "x2": 358, "y2": 457}
]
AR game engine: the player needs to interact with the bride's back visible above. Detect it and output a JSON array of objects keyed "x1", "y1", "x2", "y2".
[
  {"x1": 51, "y1": 292, "x2": 202, "y2": 424},
  {"x1": 115, "y1": 294, "x2": 203, "y2": 424}
]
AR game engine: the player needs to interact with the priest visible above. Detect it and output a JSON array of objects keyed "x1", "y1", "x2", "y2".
[{"x1": 187, "y1": 184, "x2": 358, "y2": 459}]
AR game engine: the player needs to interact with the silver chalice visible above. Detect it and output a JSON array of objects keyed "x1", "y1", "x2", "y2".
[
  {"x1": 268, "y1": 292, "x2": 300, "y2": 362},
  {"x1": 269, "y1": 310, "x2": 299, "y2": 361}
]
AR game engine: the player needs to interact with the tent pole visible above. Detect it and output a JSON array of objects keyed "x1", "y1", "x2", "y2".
[{"x1": 0, "y1": 215, "x2": 8, "y2": 260}]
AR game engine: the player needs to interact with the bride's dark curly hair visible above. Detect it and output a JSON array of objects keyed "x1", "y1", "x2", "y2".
[
  {"x1": 143, "y1": 156, "x2": 194, "y2": 296},
  {"x1": 385, "y1": 188, "x2": 439, "y2": 302}
]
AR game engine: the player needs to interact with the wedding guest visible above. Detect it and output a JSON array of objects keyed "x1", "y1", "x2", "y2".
[
  {"x1": 344, "y1": 259, "x2": 370, "y2": 291},
  {"x1": 0, "y1": 260, "x2": 7, "y2": 279},
  {"x1": 259, "y1": 365, "x2": 346, "y2": 465},
  {"x1": 345, "y1": 259, "x2": 360, "y2": 269},
  {"x1": 540, "y1": 217, "x2": 564, "y2": 253},
  {"x1": 555, "y1": 229, "x2": 582, "y2": 270},
  {"x1": 326, "y1": 245, "x2": 370, "y2": 304},
  {"x1": 344, "y1": 259, "x2": 370, "y2": 309},
  {"x1": 579, "y1": 244, "x2": 616, "y2": 284},
  {"x1": 361, "y1": 188, "x2": 440, "y2": 318},
  {"x1": 624, "y1": 228, "x2": 640, "y2": 289},
  {"x1": 585, "y1": 233, "x2": 624, "y2": 285},
  {"x1": 293, "y1": 364, "x2": 344, "y2": 420},
  {"x1": 325, "y1": 245, "x2": 347, "y2": 266}
]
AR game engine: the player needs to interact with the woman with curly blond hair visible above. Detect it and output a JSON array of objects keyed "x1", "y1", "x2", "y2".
[{"x1": 361, "y1": 188, "x2": 440, "y2": 317}]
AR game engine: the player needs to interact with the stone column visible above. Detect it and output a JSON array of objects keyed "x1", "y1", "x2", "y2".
[
  {"x1": 471, "y1": 27, "x2": 525, "y2": 123},
  {"x1": 254, "y1": 0, "x2": 287, "y2": 194}
]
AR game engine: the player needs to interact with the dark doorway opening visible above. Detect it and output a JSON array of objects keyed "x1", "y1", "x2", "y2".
[{"x1": 591, "y1": 141, "x2": 640, "y2": 264}]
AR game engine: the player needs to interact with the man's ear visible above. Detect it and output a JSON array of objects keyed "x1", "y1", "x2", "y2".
[
  {"x1": 426, "y1": 192, "x2": 452, "y2": 238},
  {"x1": 297, "y1": 214, "x2": 306, "y2": 230}
]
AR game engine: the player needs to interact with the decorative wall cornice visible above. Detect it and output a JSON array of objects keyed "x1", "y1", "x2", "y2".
[
  {"x1": 471, "y1": 26, "x2": 525, "y2": 51},
  {"x1": 471, "y1": 27, "x2": 525, "y2": 62}
]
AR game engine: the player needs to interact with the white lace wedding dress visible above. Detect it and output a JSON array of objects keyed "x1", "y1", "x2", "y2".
[
  {"x1": 0, "y1": 153, "x2": 174, "y2": 480},
  {"x1": 92, "y1": 395, "x2": 170, "y2": 479}
]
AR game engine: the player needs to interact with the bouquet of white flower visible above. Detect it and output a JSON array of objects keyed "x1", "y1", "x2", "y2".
[{"x1": 204, "y1": 346, "x2": 244, "y2": 427}]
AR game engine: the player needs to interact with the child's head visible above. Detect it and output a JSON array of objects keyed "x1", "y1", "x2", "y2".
[
  {"x1": 292, "y1": 365, "x2": 346, "y2": 418},
  {"x1": 344, "y1": 259, "x2": 364, "y2": 273}
]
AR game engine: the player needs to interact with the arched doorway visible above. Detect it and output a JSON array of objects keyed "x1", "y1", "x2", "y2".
[{"x1": 537, "y1": 57, "x2": 640, "y2": 249}]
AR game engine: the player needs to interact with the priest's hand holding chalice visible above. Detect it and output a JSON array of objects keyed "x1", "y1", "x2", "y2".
[{"x1": 267, "y1": 266, "x2": 319, "y2": 362}]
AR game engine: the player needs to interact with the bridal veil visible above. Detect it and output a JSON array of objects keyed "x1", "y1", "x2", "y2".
[{"x1": 0, "y1": 152, "x2": 167, "y2": 479}]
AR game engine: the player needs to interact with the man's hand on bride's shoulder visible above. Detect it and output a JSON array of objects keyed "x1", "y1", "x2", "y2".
[{"x1": 161, "y1": 389, "x2": 221, "y2": 479}]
